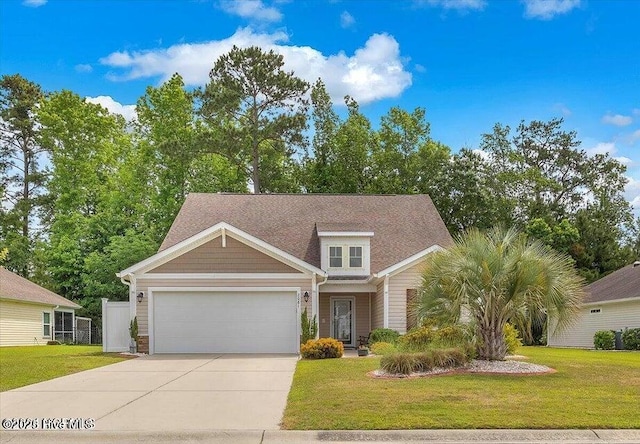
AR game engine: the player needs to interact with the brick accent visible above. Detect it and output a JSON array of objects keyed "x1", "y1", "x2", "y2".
[{"x1": 137, "y1": 335, "x2": 149, "y2": 354}]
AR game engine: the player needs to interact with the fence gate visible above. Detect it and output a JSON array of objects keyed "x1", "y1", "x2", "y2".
[
  {"x1": 102, "y1": 299, "x2": 130, "y2": 352},
  {"x1": 75, "y1": 316, "x2": 92, "y2": 344}
]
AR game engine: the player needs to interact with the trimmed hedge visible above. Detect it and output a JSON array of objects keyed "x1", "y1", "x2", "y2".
[
  {"x1": 593, "y1": 330, "x2": 615, "y2": 350},
  {"x1": 622, "y1": 328, "x2": 640, "y2": 350},
  {"x1": 380, "y1": 347, "x2": 471, "y2": 375},
  {"x1": 300, "y1": 338, "x2": 344, "y2": 359}
]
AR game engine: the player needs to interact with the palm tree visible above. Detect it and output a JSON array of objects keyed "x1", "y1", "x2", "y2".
[{"x1": 417, "y1": 227, "x2": 585, "y2": 360}]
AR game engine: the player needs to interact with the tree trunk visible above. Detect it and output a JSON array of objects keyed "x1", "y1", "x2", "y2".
[{"x1": 477, "y1": 322, "x2": 507, "y2": 360}]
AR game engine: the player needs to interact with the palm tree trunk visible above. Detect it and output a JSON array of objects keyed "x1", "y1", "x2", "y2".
[{"x1": 477, "y1": 322, "x2": 507, "y2": 360}]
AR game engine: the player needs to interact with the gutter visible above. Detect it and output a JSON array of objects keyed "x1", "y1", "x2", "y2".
[{"x1": 314, "y1": 272, "x2": 329, "y2": 339}]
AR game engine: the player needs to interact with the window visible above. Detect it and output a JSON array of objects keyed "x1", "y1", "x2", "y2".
[
  {"x1": 349, "y1": 246, "x2": 363, "y2": 268},
  {"x1": 43, "y1": 312, "x2": 51, "y2": 337},
  {"x1": 590, "y1": 308, "x2": 601, "y2": 314},
  {"x1": 329, "y1": 246, "x2": 343, "y2": 267}
]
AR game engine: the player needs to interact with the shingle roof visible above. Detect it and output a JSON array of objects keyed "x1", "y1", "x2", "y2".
[
  {"x1": 584, "y1": 262, "x2": 640, "y2": 304},
  {"x1": 159, "y1": 193, "x2": 453, "y2": 274},
  {"x1": 0, "y1": 267, "x2": 81, "y2": 309}
]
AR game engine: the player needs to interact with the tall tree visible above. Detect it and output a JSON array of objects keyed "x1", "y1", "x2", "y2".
[
  {"x1": 200, "y1": 45, "x2": 309, "y2": 193},
  {"x1": 302, "y1": 79, "x2": 340, "y2": 193},
  {"x1": 417, "y1": 227, "x2": 585, "y2": 360},
  {"x1": 38, "y1": 90, "x2": 131, "y2": 299},
  {"x1": 0, "y1": 74, "x2": 47, "y2": 276},
  {"x1": 480, "y1": 118, "x2": 627, "y2": 223},
  {"x1": 370, "y1": 107, "x2": 430, "y2": 194}
]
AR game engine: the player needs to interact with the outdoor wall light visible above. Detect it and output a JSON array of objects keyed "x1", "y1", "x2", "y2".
[
  {"x1": 137, "y1": 292, "x2": 144, "y2": 303},
  {"x1": 303, "y1": 291, "x2": 309, "y2": 303}
]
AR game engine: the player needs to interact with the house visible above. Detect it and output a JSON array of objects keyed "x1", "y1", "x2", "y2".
[
  {"x1": 116, "y1": 193, "x2": 453, "y2": 354},
  {"x1": 0, "y1": 267, "x2": 82, "y2": 346},
  {"x1": 548, "y1": 261, "x2": 640, "y2": 348}
]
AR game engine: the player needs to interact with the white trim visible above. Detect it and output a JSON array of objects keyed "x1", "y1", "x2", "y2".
[
  {"x1": 117, "y1": 222, "x2": 327, "y2": 278},
  {"x1": 383, "y1": 275, "x2": 389, "y2": 328},
  {"x1": 101, "y1": 298, "x2": 108, "y2": 352},
  {"x1": 329, "y1": 296, "x2": 357, "y2": 348},
  {"x1": 583, "y1": 297, "x2": 639, "y2": 306},
  {"x1": 137, "y1": 273, "x2": 307, "y2": 280},
  {"x1": 147, "y1": 286, "x2": 301, "y2": 355},
  {"x1": 374, "y1": 245, "x2": 444, "y2": 278},
  {"x1": 0, "y1": 297, "x2": 79, "y2": 309},
  {"x1": 129, "y1": 275, "x2": 137, "y2": 322},
  {"x1": 42, "y1": 311, "x2": 52, "y2": 338},
  {"x1": 321, "y1": 283, "x2": 376, "y2": 293},
  {"x1": 311, "y1": 273, "x2": 317, "y2": 321},
  {"x1": 318, "y1": 231, "x2": 374, "y2": 237}
]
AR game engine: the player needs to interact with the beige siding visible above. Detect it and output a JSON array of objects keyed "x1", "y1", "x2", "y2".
[
  {"x1": 150, "y1": 236, "x2": 297, "y2": 273},
  {"x1": 0, "y1": 300, "x2": 53, "y2": 346},
  {"x1": 372, "y1": 282, "x2": 384, "y2": 330},
  {"x1": 548, "y1": 300, "x2": 640, "y2": 348},
  {"x1": 387, "y1": 263, "x2": 423, "y2": 334},
  {"x1": 318, "y1": 293, "x2": 371, "y2": 343},
  {"x1": 135, "y1": 277, "x2": 313, "y2": 335}
]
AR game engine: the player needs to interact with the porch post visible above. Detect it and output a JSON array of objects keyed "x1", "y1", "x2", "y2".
[
  {"x1": 312, "y1": 273, "x2": 319, "y2": 339},
  {"x1": 383, "y1": 274, "x2": 390, "y2": 328}
]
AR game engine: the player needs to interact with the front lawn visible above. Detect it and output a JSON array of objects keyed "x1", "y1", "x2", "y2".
[
  {"x1": 282, "y1": 347, "x2": 640, "y2": 429},
  {"x1": 0, "y1": 345, "x2": 129, "y2": 391}
]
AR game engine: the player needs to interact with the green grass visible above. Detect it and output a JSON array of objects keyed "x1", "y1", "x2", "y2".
[
  {"x1": 282, "y1": 347, "x2": 640, "y2": 429},
  {"x1": 0, "y1": 345, "x2": 129, "y2": 391}
]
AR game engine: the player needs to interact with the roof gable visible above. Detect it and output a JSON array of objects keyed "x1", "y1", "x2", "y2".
[
  {"x1": 0, "y1": 267, "x2": 81, "y2": 309},
  {"x1": 159, "y1": 194, "x2": 453, "y2": 274},
  {"x1": 119, "y1": 222, "x2": 325, "y2": 277},
  {"x1": 585, "y1": 263, "x2": 640, "y2": 304}
]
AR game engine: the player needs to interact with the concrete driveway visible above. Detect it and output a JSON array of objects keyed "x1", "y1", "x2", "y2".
[{"x1": 0, "y1": 354, "x2": 298, "y2": 431}]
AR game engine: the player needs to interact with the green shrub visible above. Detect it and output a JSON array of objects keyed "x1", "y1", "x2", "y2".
[
  {"x1": 370, "y1": 328, "x2": 400, "y2": 344},
  {"x1": 594, "y1": 330, "x2": 615, "y2": 350},
  {"x1": 622, "y1": 328, "x2": 640, "y2": 350},
  {"x1": 380, "y1": 353, "x2": 416, "y2": 375},
  {"x1": 431, "y1": 347, "x2": 469, "y2": 368},
  {"x1": 380, "y1": 348, "x2": 470, "y2": 375},
  {"x1": 370, "y1": 341, "x2": 397, "y2": 356},
  {"x1": 398, "y1": 326, "x2": 435, "y2": 351},
  {"x1": 413, "y1": 352, "x2": 435, "y2": 372},
  {"x1": 503, "y1": 323, "x2": 523, "y2": 354},
  {"x1": 300, "y1": 308, "x2": 318, "y2": 344},
  {"x1": 300, "y1": 338, "x2": 344, "y2": 359}
]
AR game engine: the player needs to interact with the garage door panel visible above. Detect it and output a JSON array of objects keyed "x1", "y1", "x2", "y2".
[{"x1": 153, "y1": 291, "x2": 298, "y2": 354}]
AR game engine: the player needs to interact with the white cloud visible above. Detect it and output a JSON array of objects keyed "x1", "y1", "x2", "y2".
[
  {"x1": 553, "y1": 102, "x2": 572, "y2": 116},
  {"x1": 416, "y1": 0, "x2": 486, "y2": 11},
  {"x1": 585, "y1": 142, "x2": 615, "y2": 156},
  {"x1": 220, "y1": 0, "x2": 282, "y2": 22},
  {"x1": 522, "y1": 0, "x2": 581, "y2": 20},
  {"x1": 75, "y1": 64, "x2": 93, "y2": 73},
  {"x1": 629, "y1": 129, "x2": 640, "y2": 144},
  {"x1": 340, "y1": 11, "x2": 355, "y2": 29},
  {"x1": 625, "y1": 176, "x2": 640, "y2": 210},
  {"x1": 602, "y1": 113, "x2": 633, "y2": 127},
  {"x1": 22, "y1": 0, "x2": 47, "y2": 7},
  {"x1": 414, "y1": 64, "x2": 427, "y2": 73},
  {"x1": 86, "y1": 96, "x2": 137, "y2": 122},
  {"x1": 100, "y1": 28, "x2": 412, "y2": 105}
]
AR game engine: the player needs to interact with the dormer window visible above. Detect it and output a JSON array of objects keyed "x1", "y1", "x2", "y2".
[
  {"x1": 349, "y1": 246, "x2": 363, "y2": 268},
  {"x1": 329, "y1": 246, "x2": 343, "y2": 267},
  {"x1": 317, "y1": 224, "x2": 373, "y2": 276}
]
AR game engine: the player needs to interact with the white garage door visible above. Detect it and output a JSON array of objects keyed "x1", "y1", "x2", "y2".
[{"x1": 153, "y1": 291, "x2": 298, "y2": 354}]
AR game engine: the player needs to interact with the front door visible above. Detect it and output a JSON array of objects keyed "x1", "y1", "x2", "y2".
[{"x1": 331, "y1": 297, "x2": 355, "y2": 347}]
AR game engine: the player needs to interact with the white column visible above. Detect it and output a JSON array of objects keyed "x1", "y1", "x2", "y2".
[
  {"x1": 383, "y1": 275, "x2": 390, "y2": 328},
  {"x1": 311, "y1": 273, "x2": 319, "y2": 339}
]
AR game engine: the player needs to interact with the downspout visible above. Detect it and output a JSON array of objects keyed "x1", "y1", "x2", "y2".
[
  {"x1": 315, "y1": 272, "x2": 329, "y2": 339},
  {"x1": 119, "y1": 273, "x2": 136, "y2": 321}
]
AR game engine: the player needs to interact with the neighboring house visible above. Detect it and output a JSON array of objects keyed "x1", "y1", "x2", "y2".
[
  {"x1": 0, "y1": 267, "x2": 82, "y2": 346},
  {"x1": 116, "y1": 194, "x2": 452, "y2": 354},
  {"x1": 548, "y1": 261, "x2": 640, "y2": 348}
]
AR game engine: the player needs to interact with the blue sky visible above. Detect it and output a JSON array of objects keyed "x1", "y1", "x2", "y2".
[{"x1": 2, "y1": 0, "x2": 639, "y2": 211}]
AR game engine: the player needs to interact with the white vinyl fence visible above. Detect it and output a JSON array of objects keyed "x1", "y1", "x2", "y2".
[{"x1": 101, "y1": 298, "x2": 130, "y2": 352}]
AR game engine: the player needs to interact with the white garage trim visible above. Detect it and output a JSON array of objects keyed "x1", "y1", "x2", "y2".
[
  {"x1": 138, "y1": 273, "x2": 307, "y2": 280},
  {"x1": 148, "y1": 287, "x2": 301, "y2": 355}
]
